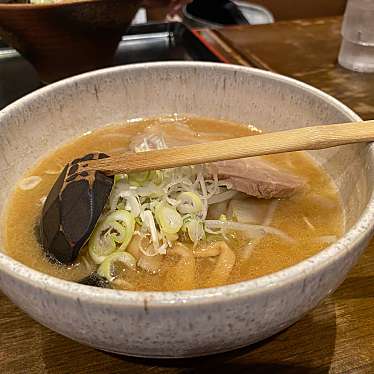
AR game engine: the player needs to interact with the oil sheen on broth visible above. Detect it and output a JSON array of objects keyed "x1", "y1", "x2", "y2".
[{"x1": 3, "y1": 116, "x2": 343, "y2": 291}]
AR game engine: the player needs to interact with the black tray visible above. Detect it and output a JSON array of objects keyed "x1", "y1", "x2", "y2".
[{"x1": 0, "y1": 22, "x2": 223, "y2": 110}]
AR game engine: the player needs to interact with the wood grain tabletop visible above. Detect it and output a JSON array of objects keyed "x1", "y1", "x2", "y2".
[
  {"x1": 214, "y1": 17, "x2": 374, "y2": 120},
  {"x1": 1, "y1": 16, "x2": 374, "y2": 374}
]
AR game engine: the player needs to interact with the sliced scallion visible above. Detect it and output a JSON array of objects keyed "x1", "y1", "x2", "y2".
[
  {"x1": 155, "y1": 202, "x2": 183, "y2": 234},
  {"x1": 185, "y1": 218, "x2": 205, "y2": 243},
  {"x1": 177, "y1": 191, "x2": 203, "y2": 214},
  {"x1": 107, "y1": 210, "x2": 135, "y2": 251},
  {"x1": 128, "y1": 171, "x2": 151, "y2": 186},
  {"x1": 88, "y1": 210, "x2": 135, "y2": 264},
  {"x1": 88, "y1": 222, "x2": 117, "y2": 264},
  {"x1": 97, "y1": 252, "x2": 136, "y2": 281}
]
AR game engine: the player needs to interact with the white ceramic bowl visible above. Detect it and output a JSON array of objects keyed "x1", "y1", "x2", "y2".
[{"x1": 0, "y1": 62, "x2": 373, "y2": 358}]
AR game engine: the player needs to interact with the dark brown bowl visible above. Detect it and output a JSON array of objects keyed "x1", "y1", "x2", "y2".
[{"x1": 0, "y1": 0, "x2": 142, "y2": 82}]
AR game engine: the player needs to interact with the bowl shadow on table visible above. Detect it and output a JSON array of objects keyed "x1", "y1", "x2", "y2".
[{"x1": 332, "y1": 275, "x2": 374, "y2": 300}]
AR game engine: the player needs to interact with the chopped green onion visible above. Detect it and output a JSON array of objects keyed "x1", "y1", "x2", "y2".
[
  {"x1": 185, "y1": 218, "x2": 205, "y2": 243},
  {"x1": 114, "y1": 174, "x2": 126, "y2": 183},
  {"x1": 181, "y1": 214, "x2": 192, "y2": 232},
  {"x1": 155, "y1": 202, "x2": 183, "y2": 234},
  {"x1": 97, "y1": 252, "x2": 136, "y2": 281},
  {"x1": 88, "y1": 222, "x2": 116, "y2": 264},
  {"x1": 151, "y1": 170, "x2": 163, "y2": 185},
  {"x1": 88, "y1": 210, "x2": 135, "y2": 264},
  {"x1": 128, "y1": 171, "x2": 151, "y2": 186},
  {"x1": 107, "y1": 221, "x2": 128, "y2": 243},
  {"x1": 107, "y1": 210, "x2": 135, "y2": 251},
  {"x1": 92, "y1": 152, "x2": 262, "y2": 261},
  {"x1": 142, "y1": 210, "x2": 160, "y2": 249},
  {"x1": 177, "y1": 191, "x2": 203, "y2": 214}
]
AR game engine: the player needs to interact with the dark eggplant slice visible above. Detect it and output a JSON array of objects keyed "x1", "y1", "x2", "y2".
[
  {"x1": 40, "y1": 153, "x2": 113, "y2": 264},
  {"x1": 79, "y1": 272, "x2": 111, "y2": 288}
]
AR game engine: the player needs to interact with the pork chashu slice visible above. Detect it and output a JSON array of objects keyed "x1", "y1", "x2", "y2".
[{"x1": 208, "y1": 158, "x2": 305, "y2": 199}]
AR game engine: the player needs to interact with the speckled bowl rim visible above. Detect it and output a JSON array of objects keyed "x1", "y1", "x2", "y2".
[{"x1": 0, "y1": 61, "x2": 371, "y2": 307}]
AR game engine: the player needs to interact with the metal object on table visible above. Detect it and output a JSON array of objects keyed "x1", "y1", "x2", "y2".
[
  {"x1": 182, "y1": 1, "x2": 274, "y2": 29},
  {"x1": 115, "y1": 22, "x2": 223, "y2": 64},
  {"x1": 0, "y1": 22, "x2": 224, "y2": 110}
]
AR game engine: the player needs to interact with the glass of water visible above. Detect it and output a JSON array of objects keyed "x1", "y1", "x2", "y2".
[{"x1": 338, "y1": 0, "x2": 374, "y2": 73}]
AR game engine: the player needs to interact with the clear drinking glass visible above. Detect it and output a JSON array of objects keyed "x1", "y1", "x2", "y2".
[{"x1": 338, "y1": 0, "x2": 374, "y2": 73}]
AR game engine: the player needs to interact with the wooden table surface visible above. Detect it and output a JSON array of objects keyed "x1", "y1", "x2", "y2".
[
  {"x1": 214, "y1": 17, "x2": 374, "y2": 120},
  {"x1": 1, "y1": 17, "x2": 374, "y2": 374}
]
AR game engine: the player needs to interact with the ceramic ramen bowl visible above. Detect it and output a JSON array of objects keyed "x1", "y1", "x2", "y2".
[{"x1": 0, "y1": 62, "x2": 373, "y2": 358}]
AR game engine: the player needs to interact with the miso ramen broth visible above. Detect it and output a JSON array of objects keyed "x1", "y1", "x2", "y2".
[{"x1": 3, "y1": 116, "x2": 343, "y2": 291}]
